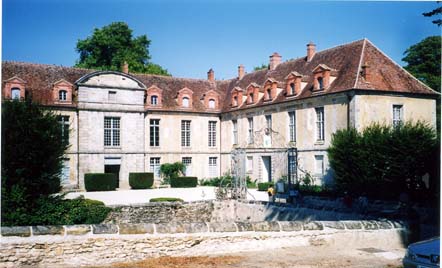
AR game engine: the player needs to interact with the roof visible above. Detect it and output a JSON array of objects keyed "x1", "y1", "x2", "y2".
[{"x1": 2, "y1": 38, "x2": 437, "y2": 113}]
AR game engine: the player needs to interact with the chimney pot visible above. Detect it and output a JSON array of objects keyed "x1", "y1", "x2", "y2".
[
  {"x1": 122, "y1": 61, "x2": 129, "y2": 73},
  {"x1": 269, "y1": 52, "x2": 282, "y2": 71},
  {"x1": 238, "y1": 65, "x2": 245, "y2": 80},
  {"x1": 207, "y1": 68, "x2": 215, "y2": 82},
  {"x1": 307, "y1": 42, "x2": 316, "y2": 62}
]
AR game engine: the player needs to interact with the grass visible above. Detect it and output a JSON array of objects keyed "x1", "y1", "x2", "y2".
[{"x1": 149, "y1": 197, "x2": 184, "y2": 202}]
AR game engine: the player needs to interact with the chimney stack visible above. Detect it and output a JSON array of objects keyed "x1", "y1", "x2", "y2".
[
  {"x1": 362, "y1": 62, "x2": 371, "y2": 81},
  {"x1": 207, "y1": 68, "x2": 215, "y2": 82},
  {"x1": 122, "y1": 61, "x2": 129, "y2": 74},
  {"x1": 307, "y1": 42, "x2": 316, "y2": 62},
  {"x1": 238, "y1": 65, "x2": 245, "y2": 80},
  {"x1": 269, "y1": 52, "x2": 282, "y2": 71}
]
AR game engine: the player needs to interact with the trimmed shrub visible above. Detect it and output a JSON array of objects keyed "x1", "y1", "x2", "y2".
[
  {"x1": 150, "y1": 197, "x2": 183, "y2": 202},
  {"x1": 129, "y1": 172, "x2": 154, "y2": 189},
  {"x1": 257, "y1": 182, "x2": 272, "y2": 191},
  {"x1": 85, "y1": 173, "x2": 118, "y2": 191},
  {"x1": 200, "y1": 175, "x2": 232, "y2": 187},
  {"x1": 170, "y1": 176, "x2": 198, "y2": 188}
]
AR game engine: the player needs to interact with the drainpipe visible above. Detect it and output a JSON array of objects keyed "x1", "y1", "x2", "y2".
[{"x1": 346, "y1": 92, "x2": 354, "y2": 130}]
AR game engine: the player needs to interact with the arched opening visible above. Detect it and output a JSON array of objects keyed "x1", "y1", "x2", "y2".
[
  {"x1": 151, "y1": 95, "x2": 158, "y2": 106},
  {"x1": 290, "y1": 83, "x2": 295, "y2": 95},
  {"x1": 317, "y1": 77, "x2": 324, "y2": 89},
  {"x1": 266, "y1": 88, "x2": 272, "y2": 100},
  {"x1": 182, "y1": 97, "x2": 190, "y2": 107},
  {"x1": 208, "y1": 99, "x2": 216, "y2": 109},
  {"x1": 233, "y1": 96, "x2": 238, "y2": 106}
]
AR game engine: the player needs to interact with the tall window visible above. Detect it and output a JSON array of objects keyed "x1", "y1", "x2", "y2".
[
  {"x1": 59, "y1": 90, "x2": 67, "y2": 101},
  {"x1": 182, "y1": 97, "x2": 190, "y2": 107},
  {"x1": 108, "y1": 91, "x2": 116, "y2": 102},
  {"x1": 209, "y1": 99, "x2": 215, "y2": 109},
  {"x1": 182, "y1": 157, "x2": 192, "y2": 176},
  {"x1": 290, "y1": 83, "x2": 295, "y2": 95},
  {"x1": 314, "y1": 155, "x2": 324, "y2": 176},
  {"x1": 248, "y1": 117, "x2": 254, "y2": 144},
  {"x1": 289, "y1": 111, "x2": 296, "y2": 142},
  {"x1": 58, "y1": 116, "x2": 70, "y2": 145},
  {"x1": 208, "y1": 121, "x2": 217, "y2": 147},
  {"x1": 315, "y1": 107, "x2": 324, "y2": 142},
  {"x1": 151, "y1": 95, "x2": 158, "y2": 106},
  {"x1": 233, "y1": 96, "x2": 238, "y2": 106},
  {"x1": 150, "y1": 157, "x2": 161, "y2": 178},
  {"x1": 248, "y1": 93, "x2": 254, "y2": 104},
  {"x1": 209, "y1": 157, "x2": 218, "y2": 177},
  {"x1": 393, "y1": 105, "x2": 403, "y2": 128},
  {"x1": 181, "y1": 120, "x2": 191, "y2": 147},
  {"x1": 265, "y1": 115, "x2": 272, "y2": 131},
  {"x1": 317, "y1": 77, "x2": 324, "y2": 89},
  {"x1": 11, "y1": 88, "x2": 20, "y2": 100},
  {"x1": 150, "y1": 119, "x2": 160, "y2": 147},
  {"x1": 104, "y1": 117, "x2": 120, "y2": 147},
  {"x1": 266, "y1": 88, "x2": 271, "y2": 100},
  {"x1": 232, "y1": 120, "x2": 238, "y2": 145},
  {"x1": 246, "y1": 156, "x2": 253, "y2": 173},
  {"x1": 61, "y1": 159, "x2": 70, "y2": 185}
]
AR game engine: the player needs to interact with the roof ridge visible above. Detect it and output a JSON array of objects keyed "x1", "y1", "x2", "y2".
[
  {"x1": 354, "y1": 38, "x2": 367, "y2": 88},
  {"x1": 364, "y1": 39, "x2": 439, "y2": 94},
  {"x1": 2, "y1": 60, "x2": 96, "y2": 72}
]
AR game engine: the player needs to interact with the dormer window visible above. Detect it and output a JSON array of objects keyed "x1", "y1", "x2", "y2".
[
  {"x1": 146, "y1": 85, "x2": 163, "y2": 107},
  {"x1": 108, "y1": 91, "x2": 116, "y2": 102},
  {"x1": 317, "y1": 77, "x2": 324, "y2": 89},
  {"x1": 182, "y1": 97, "x2": 190, "y2": 107},
  {"x1": 290, "y1": 83, "x2": 295, "y2": 95},
  {"x1": 285, "y1": 71, "x2": 302, "y2": 97},
  {"x1": 209, "y1": 99, "x2": 215, "y2": 109},
  {"x1": 59, "y1": 90, "x2": 67, "y2": 101},
  {"x1": 248, "y1": 93, "x2": 254, "y2": 104},
  {"x1": 233, "y1": 96, "x2": 238, "y2": 106},
  {"x1": 266, "y1": 88, "x2": 271, "y2": 100},
  {"x1": 151, "y1": 95, "x2": 158, "y2": 106},
  {"x1": 312, "y1": 64, "x2": 335, "y2": 91},
  {"x1": 11, "y1": 88, "x2": 20, "y2": 100}
]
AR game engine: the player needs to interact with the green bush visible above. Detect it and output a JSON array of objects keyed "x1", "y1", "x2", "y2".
[
  {"x1": 200, "y1": 175, "x2": 232, "y2": 187},
  {"x1": 258, "y1": 182, "x2": 272, "y2": 191},
  {"x1": 170, "y1": 176, "x2": 198, "y2": 188},
  {"x1": 85, "y1": 173, "x2": 118, "y2": 191},
  {"x1": 160, "y1": 162, "x2": 185, "y2": 185},
  {"x1": 149, "y1": 197, "x2": 184, "y2": 202},
  {"x1": 129, "y1": 172, "x2": 154, "y2": 189}
]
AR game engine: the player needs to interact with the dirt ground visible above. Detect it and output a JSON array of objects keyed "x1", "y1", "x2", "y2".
[{"x1": 102, "y1": 245, "x2": 404, "y2": 268}]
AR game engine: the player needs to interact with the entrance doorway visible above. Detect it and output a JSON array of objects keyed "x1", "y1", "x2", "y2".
[
  {"x1": 105, "y1": 157, "x2": 121, "y2": 188},
  {"x1": 262, "y1": 156, "x2": 272, "y2": 182}
]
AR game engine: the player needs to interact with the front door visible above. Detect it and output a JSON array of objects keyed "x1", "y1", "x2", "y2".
[
  {"x1": 262, "y1": 156, "x2": 272, "y2": 182},
  {"x1": 105, "y1": 164, "x2": 120, "y2": 188}
]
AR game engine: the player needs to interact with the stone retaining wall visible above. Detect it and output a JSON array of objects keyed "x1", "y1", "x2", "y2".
[{"x1": 1, "y1": 220, "x2": 407, "y2": 267}]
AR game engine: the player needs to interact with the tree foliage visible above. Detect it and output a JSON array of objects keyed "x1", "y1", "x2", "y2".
[
  {"x1": 75, "y1": 22, "x2": 170, "y2": 76},
  {"x1": 423, "y1": 3, "x2": 442, "y2": 26},
  {"x1": 159, "y1": 162, "x2": 185, "y2": 184},
  {"x1": 327, "y1": 122, "x2": 439, "y2": 201},
  {"x1": 253, "y1": 63, "x2": 269, "y2": 71}
]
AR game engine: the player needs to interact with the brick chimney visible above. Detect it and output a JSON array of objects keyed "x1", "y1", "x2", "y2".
[
  {"x1": 207, "y1": 68, "x2": 215, "y2": 82},
  {"x1": 362, "y1": 62, "x2": 371, "y2": 81},
  {"x1": 307, "y1": 42, "x2": 316, "y2": 62},
  {"x1": 269, "y1": 53, "x2": 282, "y2": 71},
  {"x1": 122, "y1": 61, "x2": 129, "y2": 73},
  {"x1": 238, "y1": 65, "x2": 245, "y2": 80}
]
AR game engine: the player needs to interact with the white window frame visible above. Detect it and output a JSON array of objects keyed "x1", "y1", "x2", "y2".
[
  {"x1": 104, "y1": 117, "x2": 120, "y2": 147},
  {"x1": 182, "y1": 97, "x2": 190, "y2": 107},
  {"x1": 150, "y1": 119, "x2": 160, "y2": 147},
  {"x1": 289, "y1": 111, "x2": 296, "y2": 142},
  {"x1": 61, "y1": 158, "x2": 70, "y2": 185},
  {"x1": 209, "y1": 157, "x2": 218, "y2": 178},
  {"x1": 108, "y1": 91, "x2": 117, "y2": 103},
  {"x1": 150, "y1": 157, "x2": 161, "y2": 178},
  {"x1": 208, "y1": 121, "x2": 217, "y2": 147},
  {"x1": 314, "y1": 155, "x2": 324, "y2": 176},
  {"x1": 182, "y1": 157, "x2": 192, "y2": 176},
  {"x1": 59, "y1": 90, "x2": 67, "y2": 101},
  {"x1": 315, "y1": 107, "x2": 325, "y2": 142},
  {"x1": 181, "y1": 120, "x2": 191, "y2": 147},
  {"x1": 11, "y1": 88, "x2": 20, "y2": 100},
  {"x1": 393, "y1": 105, "x2": 403, "y2": 128},
  {"x1": 208, "y1": 99, "x2": 216, "y2": 109},
  {"x1": 232, "y1": 120, "x2": 238, "y2": 145},
  {"x1": 246, "y1": 156, "x2": 253, "y2": 173},
  {"x1": 151, "y1": 95, "x2": 158, "y2": 106},
  {"x1": 248, "y1": 117, "x2": 254, "y2": 144},
  {"x1": 58, "y1": 115, "x2": 70, "y2": 145}
]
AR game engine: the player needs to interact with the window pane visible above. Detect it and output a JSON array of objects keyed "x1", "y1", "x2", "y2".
[
  {"x1": 11, "y1": 88, "x2": 20, "y2": 100},
  {"x1": 209, "y1": 157, "x2": 218, "y2": 177},
  {"x1": 208, "y1": 121, "x2": 216, "y2": 147}
]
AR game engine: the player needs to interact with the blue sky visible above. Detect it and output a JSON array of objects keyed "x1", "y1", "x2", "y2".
[{"x1": 3, "y1": 0, "x2": 440, "y2": 79}]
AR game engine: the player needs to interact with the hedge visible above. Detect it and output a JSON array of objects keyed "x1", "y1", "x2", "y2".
[
  {"x1": 150, "y1": 197, "x2": 184, "y2": 202},
  {"x1": 257, "y1": 182, "x2": 272, "y2": 191},
  {"x1": 170, "y1": 176, "x2": 198, "y2": 188},
  {"x1": 129, "y1": 172, "x2": 154, "y2": 189},
  {"x1": 85, "y1": 173, "x2": 118, "y2": 191}
]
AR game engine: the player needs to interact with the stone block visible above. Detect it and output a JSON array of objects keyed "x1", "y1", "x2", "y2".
[
  {"x1": 1, "y1": 226, "x2": 31, "y2": 237},
  {"x1": 235, "y1": 222, "x2": 254, "y2": 232},
  {"x1": 322, "y1": 221, "x2": 345, "y2": 230},
  {"x1": 208, "y1": 222, "x2": 237, "y2": 233},
  {"x1": 278, "y1": 221, "x2": 302, "y2": 232},
  {"x1": 376, "y1": 221, "x2": 392, "y2": 229},
  {"x1": 155, "y1": 223, "x2": 186, "y2": 234},
  {"x1": 65, "y1": 225, "x2": 91, "y2": 235},
  {"x1": 342, "y1": 221, "x2": 362, "y2": 229},
  {"x1": 303, "y1": 221, "x2": 323, "y2": 231},
  {"x1": 92, "y1": 224, "x2": 118, "y2": 234},
  {"x1": 252, "y1": 221, "x2": 280, "y2": 232},
  {"x1": 183, "y1": 222, "x2": 208, "y2": 233},
  {"x1": 361, "y1": 221, "x2": 379, "y2": 230},
  {"x1": 32, "y1": 226, "x2": 64, "y2": 236},
  {"x1": 119, "y1": 223, "x2": 154, "y2": 234}
]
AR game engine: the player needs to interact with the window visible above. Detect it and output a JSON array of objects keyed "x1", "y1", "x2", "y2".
[
  {"x1": 317, "y1": 77, "x2": 324, "y2": 89},
  {"x1": 181, "y1": 120, "x2": 191, "y2": 147},
  {"x1": 182, "y1": 157, "x2": 192, "y2": 176},
  {"x1": 11, "y1": 88, "x2": 20, "y2": 100},
  {"x1": 209, "y1": 157, "x2": 218, "y2": 177},
  {"x1": 108, "y1": 91, "x2": 116, "y2": 102},
  {"x1": 61, "y1": 159, "x2": 70, "y2": 185},
  {"x1": 151, "y1": 95, "x2": 158, "y2": 106},
  {"x1": 104, "y1": 117, "x2": 120, "y2": 147},
  {"x1": 248, "y1": 93, "x2": 253, "y2": 104},
  {"x1": 59, "y1": 90, "x2": 67, "y2": 101},
  {"x1": 150, "y1": 157, "x2": 161, "y2": 178},
  {"x1": 315, "y1": 107, "x2": 325, "y2": 142},
  {"x1": 265, "y1": 115, "x2": 272, "y2": 131},
  {"x1": 248, "y1": 117, "x2": 254, "y2": 144},
  {"x1": 314, "y1": 155, "x2": 324, "y2": 176},
  {"x1": 233, "y1": 96, "x2": 238, "y2": 106},
  {"x1": 209, "y1": 99, "x2": 216, "y2": 109},
  {"x1": 289, "y1": 111, "x2": 296, "y2": 142},
  {"x1": 232, "y1": 120, "x2": 238, "y2": 145},
  {"x1": 208, "y1": 121, "x2": 217, "y2": 147},
  {"x1": 289, "y1": 83, "x2": 295, "y2": 95},
  {"x1": 393, "y1": 105, "x2": 403, "y2": 128},
  {"x1": 150, "y1": 119, "x2": 160, "y2": 147},
  {"x1": 182, "y1": 97, "x2": 190, "y2": 107},
  {"x1": 246, "y1": 156, "x2": 253, "y2": 173},
  {"x1": 266, "y1": 88, "x2": 271, "y2": 100},
  {"x1": 58, "y1": 116, "x2": 70, "y2": 145}
]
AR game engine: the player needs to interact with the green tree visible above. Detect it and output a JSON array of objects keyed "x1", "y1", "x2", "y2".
[
  {"x1": 423, "y1": 3, "x2": 442, "y2": 26},
  {"x1": 253, "y1": 63, "x2": 268, "y2": 71},
  {"x1": 75, "y1": 22, "x2": 170, "y2": 76},
  {"x1": 159, "y1": 162, "x2": 185, "y2": 185}
]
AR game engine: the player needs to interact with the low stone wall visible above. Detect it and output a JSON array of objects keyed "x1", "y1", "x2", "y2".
[{"x1": 0, "y1": 220, "x2": 407, "y2": 267}]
